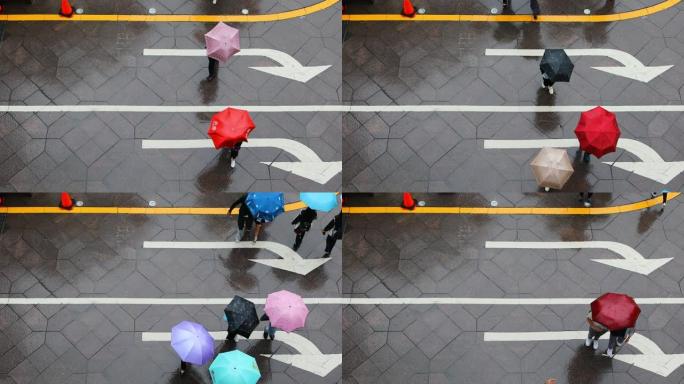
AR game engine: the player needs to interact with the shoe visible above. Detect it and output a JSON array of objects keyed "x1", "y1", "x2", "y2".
[
  {"x1": 230, "y1": 158, "x2": 236, "y2": 168},
  {"x1": 292, "y1": 244, "x2": 300, "y2": 251},
  {"x1": 533, "y1": 13, "x2": 538, "y2": 19},
  {"x1": 206, "y1": 75, "x2": 216, "y2": 81},
  {"x1": 593, "y1": 340, "x2": 599, "y2": 350},
  {"x1": 180, "y1": 369, "x2": 185, "y2": 375},
  {"x1": 322, "y1": 252, "x2": 331, "y2": 258},
  {"x1": 584, "y1": 201, "x2": 591, "y2": 208},
  {"x1": 606, "y1": 348, "x2": 614, "y2": 357},
  {"x1": 585, "y1": 337, "x2": 592, "y2": 347},
  {"x1": 269, "y1": 334, "x2": 275, "y2": 341},
  {"x1": 548, "y1": 87, "x2": 554, "y2": 95}
]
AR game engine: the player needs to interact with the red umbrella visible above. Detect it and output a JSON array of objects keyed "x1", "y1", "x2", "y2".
[
  {"x1": 208, "y1": 108, "x2": 255, "y2": 149},
  {"x1": 590, "y1": 293, "x2": 640, "y2": 331},
  {"x1": 574, "y1": 106, "x2": 620, "y2": 158}
]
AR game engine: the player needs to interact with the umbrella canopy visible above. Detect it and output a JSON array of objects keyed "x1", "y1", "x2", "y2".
[
  {"x1": 574, "y1": 106, "x2": 621, "y2": 158},
  {"x1": 590, "y1": 293, "x2": 641, "y2": 331},
  {"x1": 209, "y1": 350, "x2": 261, "y2": 384},
  {"x1": 530, "y1": 147, "x2": 574, "y2": 190},
  {"x1": 208, "y1": 108, "x2": 255, "y2": 150},
  {"x1": 245, "y1": 192, "x2": 285, "y2": 222},
  {"x1": 171, "y1": 321, "x2": 215, "y2": 365},
  {"x1": 299, "y1": 192, "x2": 339, "y2": 212},
  {"x1": 264, "y1": 290, "x2": 309, "y2": 333},
  {"x1": 205, "y1": 22, "x2": 240, "y2": 62},
  {"x1": 224, "y1": 296, "x2": 259, "y2": 338},
  {"x1": 540, "y1": 49, "x2": 574, "y2": 83}
]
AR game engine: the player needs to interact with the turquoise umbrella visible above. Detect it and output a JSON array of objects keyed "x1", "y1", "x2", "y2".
[
  {"x1": 299, "y1": 192, "x2": 339, "y2": 212},
  {"x1": 209, "y1": 351, "x2": 261, "y2": 384}
]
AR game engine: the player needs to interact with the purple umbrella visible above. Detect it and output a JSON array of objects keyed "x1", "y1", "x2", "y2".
[
  {"x1": 171, "y1": 321, "x2": 214, "y2": 365},
  {"x1": 205, "y1": 22, "x2": 240, "y2": 63}
]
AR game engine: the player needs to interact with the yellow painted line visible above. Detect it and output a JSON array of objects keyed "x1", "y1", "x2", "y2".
[
  {"x1": 2, "y1": 201, "x2": 308, "y2": 215},
  {"x1": 342, "y1": 0, "x2": 679, "y2": 23},
  {"x1": 1, "y1": 193, "x2": 675, "y2": 216},
  {"x1": 341, "y1": 192, "x2": 679, "y2": 215},
  {"x1": 0, "y1": 0, "x2": 337, "y2": 22}
]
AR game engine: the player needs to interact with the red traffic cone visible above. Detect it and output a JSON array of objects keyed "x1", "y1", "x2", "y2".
[
  {"x1": 59, "y1": 0, "x2": 74, "y2": 17},
  {"x1": 59, "y1": 192, "x2": 74, "y2": 210},
  {"x1": 401, "y1": 192, "x2": 416, "y2": 210},
  {"x1": 401, "y1": 0, "x2": 416, "y2": 17}
]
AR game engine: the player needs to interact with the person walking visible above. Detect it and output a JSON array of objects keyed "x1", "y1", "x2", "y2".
[
  {"x1": 322, "y1": 213, "x2": 343, "y2": 258},
  {"x1": 652, "y1": 190, "x2": 670, "y2": 210},
  {"x1": 229, "y1": 194, "x2": 254, "y2": 241},
  {"x1": 291, "y1": 207, "x2": 318, "y2": 251},
  {"x1": 585, "y1": 312, "x2": 627, "y2": 357},
  {"x1": 260, "y1": 313, "x2": 276, "y2": 340},
  {"x1": 207, "y1": 56, "x2": 219, "y2": 81},
  {"x1": 228, "y1": 141, "x2": 243, "y2": 169},
  {"x1": 502, "y1": 0, "x2": 540, "y2": 19}
]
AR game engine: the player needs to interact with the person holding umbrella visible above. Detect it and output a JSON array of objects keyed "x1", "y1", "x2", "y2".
[
  {"x1": 229, "y1": 194, "x2": 255, "y2": 241},
  {"x1": 262, "y1": 290, "x2": 309, "y2": 340},
  {"x1": 245, "y1": 192, "x2": 285, "y2": 243},
  {"x1": 539, "y1": 49, "x2": 574, "y2": 95},
  {"x1": 322, "y1": 212, "x2": 343, "y2": 258},
  {"x1": 584, "y1": 293, "x2": 640, "y2": 357},
  {"x1": 294, "y1": 193, "x2": 340, "y2": 251},
  {"x1": 208, "y1": 107, "x2": 255, "y2": 170},
  {"x1": 170, "y1": 321, "x2": 214, "y2": 375},
  {"x1": 209, "y1": 350, "x2": 261, "y2": 384},
  {"x1": 575, "y1": 106, "x2": 621, "y2": 164},
  {"x1": 224, "y1": 295, "x2": 260, "y2": 341},
  {"x1": 204, "y1": 22, "x2": 240, "y2": 81}
]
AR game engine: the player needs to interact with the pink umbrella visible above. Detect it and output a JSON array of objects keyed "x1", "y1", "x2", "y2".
[
  {"x1": 264, "y1": 290, "x2": 308, "y2": 333},
  {"x1": 204, "y1": 22, "x2": 240, "y2": 63}
]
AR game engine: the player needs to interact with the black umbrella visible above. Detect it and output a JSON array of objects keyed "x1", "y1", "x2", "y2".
[
  {"x1": 224, "y1": 296, "x2": 259, "y2": 338},
  {"x1": 540, "y1": 49, "x2": 574, "y2": 83}
]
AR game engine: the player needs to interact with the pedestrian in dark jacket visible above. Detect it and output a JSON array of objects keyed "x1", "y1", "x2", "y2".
[
  {"x1": 322, "y1": 213, "x2": 343, "y2": 258},
  {"x1": 229, "y1": 194, "x2": 254, "y2": 241},
  {"x1": 292, "y1": 207, "x2": 317, "y2": 251}
]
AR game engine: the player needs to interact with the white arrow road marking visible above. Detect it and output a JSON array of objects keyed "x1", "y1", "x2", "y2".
[
  {"x1": 485, "y1": 241, "x2": 672, "y2": 275},
  {"x1": 484, "y1": 138, "x2": 684, "y2": 184},
  {"x1": 7, "y1": 297, "x2": 684, "y2": 305},
  {"x1": 10, "y1": 104, "x2": 684, "y2": 113},
  {"x1": 142, "y1": 241, "x2": 331, "y2": 275},
  {"x1": 143, "y1": 48, "x2": 331, "y2": 83},
  {"x1": 142, "y1": 331, "x2": 341, "y2": 377},
  {"x1": 484, "y1": 331, "x2": 684, "y2": 377},
  {"x1": 141, "y1": 138, "x2": 341, "y2": 185},
  {"x1": 485, "y1": 49, "x2": 673, "y2": 83}
]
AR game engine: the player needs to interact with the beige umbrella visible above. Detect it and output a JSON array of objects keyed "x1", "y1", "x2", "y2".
[{"x1": 530, "y1": 147, "x2": 574, "y2": 191}]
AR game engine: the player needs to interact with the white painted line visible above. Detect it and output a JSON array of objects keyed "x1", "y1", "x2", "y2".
[
  {"x1": 142, "y1": 330, "x2": 341, "y2": 377},
  {"x1": 485, "y1": 241, "x2": 673, "y2": 275},
  {"x1": 484, "y1": 331, "x2": 684, "y2": 377},
  {"x1": 484, "y1": 138, "x2": 684, "y2": 184},
  {"x1": 143, "y1": 241, "x2": 331, "y2": 275},
  {"x1": 8, "y1": 104, "x2": 684, "y2": 113},
  {"x1": 485, "y1": 48, "x2": 673, "y2": 83},
  {"x1": 143, "y1": 48, "x2": 331, "y2": 83},
  {"x1": 5, "y1": 297, "x2": 684, "y2": 305},
  {"x1": 141, "y1": 138, "x2": 342, "y2": 185}
]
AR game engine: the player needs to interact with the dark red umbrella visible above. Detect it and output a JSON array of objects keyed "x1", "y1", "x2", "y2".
[
  {"x1": 208, "y1": 108, "x2": 255, "y2": 149},
  {"x1": 590, "y1": 293, "x2": 640, "y2": 331},
  {"x1": 574, "y1": 106, "x2": 620, "y2": 158}
]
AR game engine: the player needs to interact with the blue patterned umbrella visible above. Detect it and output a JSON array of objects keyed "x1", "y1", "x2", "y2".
[{"x1": 245, "y1": 192, "x2": 285, "y2": 222}]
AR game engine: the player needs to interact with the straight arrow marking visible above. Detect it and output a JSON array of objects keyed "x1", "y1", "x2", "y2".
[
  {"x1": 485, "y1": 241, "x2": 672, "y2": 275},
  {"x1": 485, "y1": 48, "x2": 673, "y2": 83},
  {"x1": 141, "y1": 138, "x2": 341, "y2": 185},
  {"x1": 142, "y1": 241, "x2": 331, "y2": 275},
  {"x1": 484, "y1": 138, "x2": 684, "y2": 184},
  {"x1": 142, "y1": 331, "x2": 341, "y2": 377},
  {"x1": 142, "y1": 48, "x2": 331, "y2": 83},
  {"x1": 484, "y1": 331, "x2": 684, "y2": 377}
]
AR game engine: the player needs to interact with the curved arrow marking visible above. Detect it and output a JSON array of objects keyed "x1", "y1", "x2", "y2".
[
  {"x1": 485, "y1": 49, "x2": 673, "y2": 83},
  {"x1": 484, "y1": 138, "x2": 684, "y2": 184},
  {"x1": 141, "y1": 138, "x2": 341, "y2": 185},
  {"x1": 142, "y1": 331, "x2": 341, "y2": 377},
  {"x1": 485, "y1": 241, "x2": 672, "y2": 275},
  {"x1": 484, "y1": 331, "x2": 684, "y2": 377},
  {"x1": 143, "y1": 48, "x2": 331, "y2": 83},
  {"x1": 142, "y1": 240, "x2": 331, "y2": 275}
]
